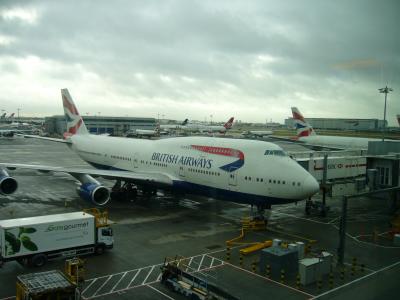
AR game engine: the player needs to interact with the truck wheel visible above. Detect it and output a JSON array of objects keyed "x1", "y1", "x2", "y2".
[
  {"x1": 31, "y1": 254, "x2": 47, "y2": 267},
  {"x1": 95, "y1": 244, "x2": 105, "y2": 255}
]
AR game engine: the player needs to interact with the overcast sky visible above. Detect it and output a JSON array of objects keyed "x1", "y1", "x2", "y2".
[{"x1": 0, "y1": 0, "x2": 399, "y2": 124}]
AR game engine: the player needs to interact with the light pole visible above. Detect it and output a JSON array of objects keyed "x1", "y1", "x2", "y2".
[
  {"x1": 97, "y1": 112, "x2": 101, "y2": 134},
  {"x1": 379, "y1": 86, "x2": 393, "y2": 141}
]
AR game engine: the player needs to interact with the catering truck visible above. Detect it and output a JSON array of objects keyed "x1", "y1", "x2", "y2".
[{"x1": 0, "y1": 209, "x2": 113, "y2": 267}]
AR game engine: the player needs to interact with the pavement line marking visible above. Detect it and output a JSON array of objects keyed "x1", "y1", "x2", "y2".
[
  {"x1": 110, "y1": 272, "x2": 128, "y2": 293},
  {"x1": 82, "y1": 278, "x2": 97, "y2": 294},
  {"x1": 207, "y1": 254, "x2": 224, "y2": 267},
  {"x1": 197, "y1": 255, "x2": 205, "y2": 271},
  {"x1": 78, "y1": 246, "x2": 240, "y2": 298},
  {"x1": 86, "y1": 259, "x2": 227, "y2": 298},
  {"x1": 272, "y1": 211, "x2": 331, "y2": 225},
  {"x1": 310, "y1": 260, "x2": 400, "y2": 299},
  {"x1": 147, "y1": 285, "x2": 176, "y2": 300},
  {"x1": 330, "y1": 224, "x2": 400, "y2": 249},
  {"x1": 142, "y1": 265, "x2": 155, "y2": 285},
  {"x1": 210, "y1": 257, "x2": 215, "y2": 268},
  {"x1": 127, "y1": 269, "x2": 141, "y2": 289},
  {"x1": 277, "y1": 211, "x2": 400, "y2": 250},
  {"x1": 84, "y1": 244, "x2": 241, "y2": 283},
  {"x1": 328, "y1": 217, "x2": 340, "y2": 224},
  {"x1": 186, "y1": 256, "x2": 194, "y2": 271},
  {"x1": 92, "y1": 275, "x2": 113, "y2": 297},
  {"x1": 223, "y1": 261, "x2": 315, "y2": 298},
  {"x1": 343, "y1": 262, "x2": 376, "y2": 272}
]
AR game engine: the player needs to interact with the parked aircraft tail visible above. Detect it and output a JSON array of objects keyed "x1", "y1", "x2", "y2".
[
  {"x1": 397, "y1": 115, "x2": 400, "y2": 127},
  {"x1": 8, "y1": 113, "x2": 15, "y2": 119},
  {"x1": 224, "y1": 117, "x2": 234, "y2": 129},
  {"x1": 291, "y1": 107, "x2": 316, "y2": 138},
  {"x1": 0, "y1": 112, "x2": 6, "y2": 119},
  {"x1": 61, "y1": 89, "x2": 89, "y2": 137},
  {"x1": 181, "y1": 118, "x2": 189, "y2": 126}
]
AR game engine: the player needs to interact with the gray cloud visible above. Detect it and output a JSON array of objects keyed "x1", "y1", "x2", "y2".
[{"x1": 0, "y1": 0, "x2": 399, "y2": 123}]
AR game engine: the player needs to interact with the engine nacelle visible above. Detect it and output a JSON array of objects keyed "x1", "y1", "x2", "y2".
[
  {"x1": 0, "y1": 169, "x2": 18, "y2": 195},
  {"x1": 78, "y1": 182, "x2": 110, "y2": 206}
]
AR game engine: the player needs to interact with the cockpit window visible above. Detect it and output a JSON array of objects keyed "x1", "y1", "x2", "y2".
[{"x1": 264, "y1": 150, "x2": 287, "y2": 156}]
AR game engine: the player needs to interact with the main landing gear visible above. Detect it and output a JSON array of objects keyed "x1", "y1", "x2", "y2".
[
  {"x1": 111, "y1": 180, "x2": 137, "y2": 201},
  {"x1": 110, "y1": 180, "x2": 157, "y2": 201}
]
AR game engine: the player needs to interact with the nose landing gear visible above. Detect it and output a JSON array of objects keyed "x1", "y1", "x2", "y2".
[{"x1": 245, "y1": 204, "x2": 271, "y2": 230}]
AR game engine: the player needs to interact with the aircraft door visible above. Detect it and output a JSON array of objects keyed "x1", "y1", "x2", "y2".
[
  {"x1": 132, "y1": 152, "x2": 139, "y2": 168},
  {"x1": 228, "y1": 167, "x2": 238, "y2": 189},
  {"x1": 179, "y1": 166, "x2": 185, "y2": 177}
]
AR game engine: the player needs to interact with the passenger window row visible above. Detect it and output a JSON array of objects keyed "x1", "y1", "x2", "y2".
[
  {"x1": 111, "y1": 155, "x2": 131, "y2": 161},
  {"x1": 188, "y1": 168, "x2": 221, "y2": 176},
  {"x1": 140, "y1": 160, "x2": 167, "y2": 168},
  {"x1": 244, "y1": 176, "x2": 301, "y2": 186}
]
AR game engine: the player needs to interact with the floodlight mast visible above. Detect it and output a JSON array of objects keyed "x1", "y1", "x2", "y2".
[{"x1": 379, "y1": 86, "x2": 393, "y2": 142}]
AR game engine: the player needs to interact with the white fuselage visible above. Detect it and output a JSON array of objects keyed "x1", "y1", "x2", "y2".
[
  {"x1": 70, "y1": 135, "x2": 319, "y2": 206},
  {"x1": 128, "y1": 129, "x2": 158, "y2": 137},
  {"x1": 243, "y1": 130, "x2": 273, "y2": 137},
  {"x1": 160, "y1": 124, "x2": 185, "y2": 131},
  {"x1": 183, "y1": 124, "x2": 227, "y2": 133},
  {"x1": 297, "y1": 135, "x2": 384, "y2": 150}
]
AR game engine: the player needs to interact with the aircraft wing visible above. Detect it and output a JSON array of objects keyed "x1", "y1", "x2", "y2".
[
  {"x1": 269, "y1": 136, "x2": 345, "y2": 151},
  {"x1": 0, "y1": 163, "x2": 174, "y2": 187},
  {"x1": 20, "y1": 134, "x2": 71, "y2": 143}
]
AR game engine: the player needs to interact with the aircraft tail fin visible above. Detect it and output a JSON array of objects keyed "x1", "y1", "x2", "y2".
[
  {"x1": 291, "y1": 107, "x2": 316, "y2": 138},
  {"x1": 181, "y1": 118, "x2": 189, "y2": 126},
  {"x1": 397, "y1": 115, "x2": 400, "y2": 127},
  {"x1": 0, "y1": 113, "x2": 6, "y2": 119},
  {"x1": 61, "y1": 89, "x2": 89, "y2": 137},
  {"x1": 8, "y1": 113, "x2": 15, "y2": 119},
  {"x1": 224, "y1": 117, "x2": 234, "y2": 129}
]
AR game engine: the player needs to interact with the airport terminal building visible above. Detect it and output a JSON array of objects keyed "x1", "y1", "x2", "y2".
[
  {"x1": 44, "y1": 115, "x2": 157, "y2": 136},
  {"x1": 285, "y1": 117, "x2": 386, "y2": 131}
]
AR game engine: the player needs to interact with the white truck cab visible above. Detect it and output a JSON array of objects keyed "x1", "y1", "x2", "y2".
[{"x1": 97, "y1": 226, "x2": 114, "y2": 252}]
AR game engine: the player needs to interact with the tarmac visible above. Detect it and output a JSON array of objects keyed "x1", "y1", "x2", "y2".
[{"x1": 0, "y1": 136, "x2": 399, "y2": 299}]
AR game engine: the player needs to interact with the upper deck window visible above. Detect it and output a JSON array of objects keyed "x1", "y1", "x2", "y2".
[{"x1": 264, "y1": 150, "x2": 286, "y2": 156}]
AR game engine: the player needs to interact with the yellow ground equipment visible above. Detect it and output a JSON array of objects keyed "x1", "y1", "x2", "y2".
[
  {"x1": 239, "y1": 240, "x2": 273, "y2": 255},
  {"x1": 241, "y1": 216, "x2": 267, "y2": 231},
  {"x1": 225, "y1": 217, "x2": 272, "y2": 255},
  {"x1": 65, "y1": 257, "x2": 85, "y2": 286},
  {"x1": 226, "y1": 217, "x2": 267, "y2": 247},
  {"x1": 83, "y1": 207, "x2": 110, "y2": 227},
  {"x1": 16, "y1": 270, "x2": 77, "y2": 300}
]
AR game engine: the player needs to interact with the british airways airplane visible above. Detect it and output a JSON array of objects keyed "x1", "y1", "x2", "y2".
[
  {"x1": 291, "y1": 107, "x2": 393, "y2": 150},
  {"x1": 0, "y1": 90, "x2": 319, "y2": 216}
]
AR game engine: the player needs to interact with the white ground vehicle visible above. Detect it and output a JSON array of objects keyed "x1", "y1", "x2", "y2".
[{"x1": 0, "y1": 209, "x2": 113, "y2": 267}]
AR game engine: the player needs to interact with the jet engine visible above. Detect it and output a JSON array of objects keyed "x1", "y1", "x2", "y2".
[
  {"x1": 75, "y1": 174, "x2": 110, "y2": 206},
  {"x1": 0, "y1": 169, "x2": 18, "y2": 195}
]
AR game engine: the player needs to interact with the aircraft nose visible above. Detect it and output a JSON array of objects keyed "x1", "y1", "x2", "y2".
[{"x1": 303, "y1": 175, "x2": 320, "y2": 197}]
